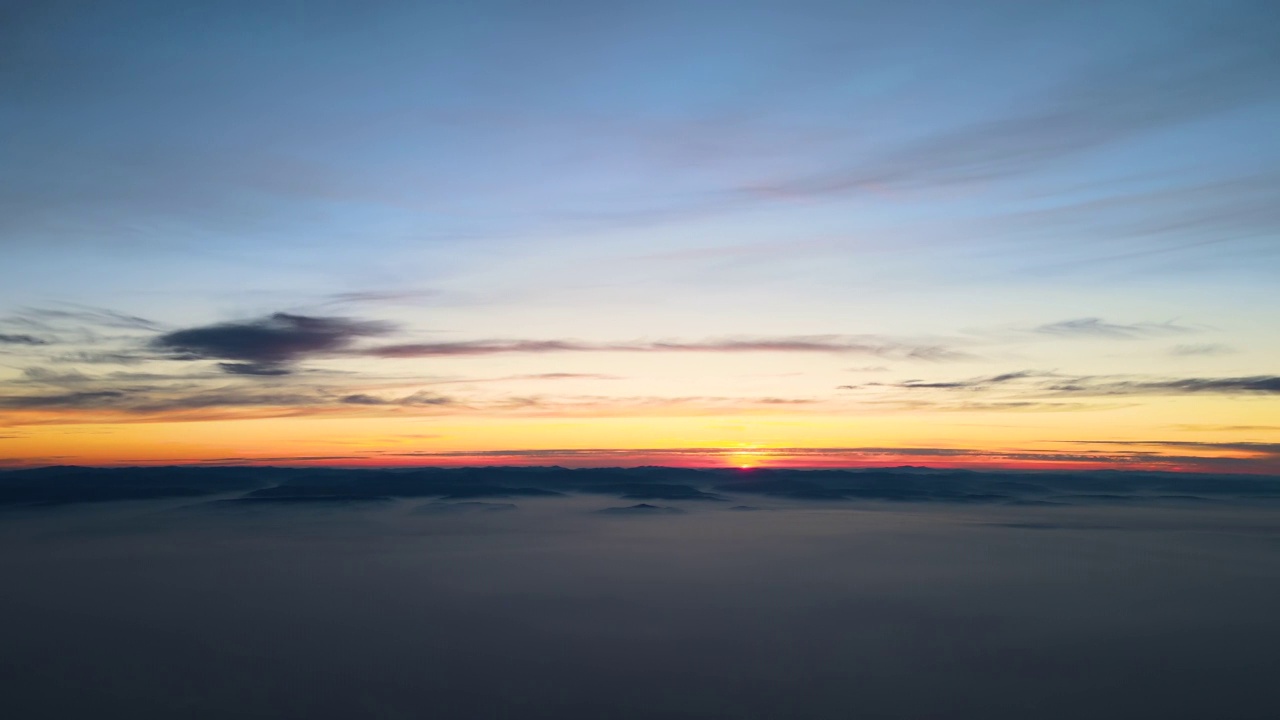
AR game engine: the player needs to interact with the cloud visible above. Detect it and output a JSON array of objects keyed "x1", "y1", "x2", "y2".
[
  {"x1": 894, "y1": 370, "x2": 1046, "y2": 390},
  {"x1": 154, "y1": 313, "x2": 394, "y2": 375},
  {"x1": 1170, "y1": 344, "x2": 1236, "y2": 357},
  {"x1": 0, "y1": 390, "x2": 131, "y2": 409},
  {"x1": 511, "y1": 373, "x2": 620, "y2": 381},
  {"x1": 340, "y1": 394, "x2": 388, "y2": 405},
  {"x1": 0, "y1": 379, "x2": 814, "y2": 424},
  {"x1": 321, "y1": 290, "x2": 437, "y2": 306},
  {"x1": 6, "y1": 306, "x2": 162, "y2": 332},
  {"x1": 369, "y1": 445, "x2": 1280, "y2": 475},
  {"x1": 1061, "y1": 440, "x2": 1280, "y2": 458},
  {"x1": 218, "y1": 362, "x2": 293, "y2": 376},
  {"x1": 840, "y1": 370, "x2": 1050, "y2": 391},
  {"x1": 852, "y1": 371, "x2": 1280, "y2": 398},
  {"x1": 0, "y1": 334, "x2": 47, "y2": 345},
  {"x1": 364, "y1": 336, "x2": 970, "y2": 361},
  {"x1": 1034, "y1": 318, "x2": 1195, "y2": 339},
  {"x1": 0, "y1": 384, "x2": 462, "y2": 417},
  {"x1": 477, "y1": 394, "x2": 824, "y2": 417},
  {"x1": 340, "y1": 392, "x2": 453, "y2": 406},
  {"x1": 0, "y1": 308, "x2": 167, "y2": 371},
  {"x1": 1098, "y1": 376, "x2": 1280, "y2": 395},
  {"x1": 0, "y1": 383, "x2": 329, "y2": 417},
  {"x1": 18, "y1": 368, "x2": 94, "y2": 386},
  {"x1": 744, "y1": 11, "x2": 1278, "y2": 199},
  {"x1": 48, "y1": 351, "x2": 149, "y2": 365},
  {"x1": 1173, "y1": 424, "x2": 1280, "y2": 432}
]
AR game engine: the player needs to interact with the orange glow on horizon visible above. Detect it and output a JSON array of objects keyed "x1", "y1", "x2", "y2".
[{"x1": 3, "y1": 401, "x2": 1277, "y2": 474}]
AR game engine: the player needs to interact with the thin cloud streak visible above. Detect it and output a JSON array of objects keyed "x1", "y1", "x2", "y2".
[
  {"x1": 1034, "y1": 318, "x2": 1196, "y2": 339},
  {"x1": 0, "y1": 334, "x2": 48, "y2": 345},
  {"x1": 364, "y1": 444, "x2": 1280, "y2": 474},
  {"x1": 364, "y1": 336, "x2": 971, "y2": 361},
  {"x1": 844, "y1": 372, "x2": 1280, "y2": 397}
]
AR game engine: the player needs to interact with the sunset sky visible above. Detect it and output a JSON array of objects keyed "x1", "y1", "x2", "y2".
[{"x1": 2, "y1": 0, "x2": 1278, "y2": 471}]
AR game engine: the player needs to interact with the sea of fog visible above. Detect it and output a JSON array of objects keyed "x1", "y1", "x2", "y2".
[{"x1": 2, "y1": 482, "x2": 1277, "y2": 719}]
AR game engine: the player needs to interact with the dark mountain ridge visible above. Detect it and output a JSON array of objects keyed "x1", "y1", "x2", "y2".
[{"x1": 2, "y1": 465, "x2": 1278, "y2": 508}]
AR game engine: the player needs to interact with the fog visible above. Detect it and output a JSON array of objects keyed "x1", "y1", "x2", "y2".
[{"x1": 2, "y1": 481, "x2": 1278, "y2": 719}]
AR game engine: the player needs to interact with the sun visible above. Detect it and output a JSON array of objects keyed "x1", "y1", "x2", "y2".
[{"x1": 726, "y1": 445, "x2": 769, "y2": 470}]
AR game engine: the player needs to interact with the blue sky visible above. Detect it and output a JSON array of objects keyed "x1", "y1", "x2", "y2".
[{"x1": 2, "y1": 0, "x2": 1278, "y2": 469}]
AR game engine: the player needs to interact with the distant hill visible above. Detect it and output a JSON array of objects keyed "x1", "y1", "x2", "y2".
[{"x1": 2, "y1": 465, "x2": 1278, "y2": 508}]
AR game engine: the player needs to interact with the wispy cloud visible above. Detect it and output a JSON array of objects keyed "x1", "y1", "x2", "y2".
[
  {"x1": 844, "y1": 371, "x2": 1280, "y2": 397},
  {"x1": 5, "y1": 306, "x2": 162, "y2": 333},
  {"x1": 1034, "y1": 318, "x2": 1195, "y2": 339},
  {"x1": 370, "y1": 444, "x2": 1280, "y2": 474},
  {"x1": 0, "y1": 333, "x2": 48, "y2": 345},
  {"x1": 1059, "y1": 440, "x2": 1280, "y2": 457},
  {"x1": 1170, "y1": 343, "x2": 1235, "y2": 357},
  {"x1": 47, "y1": 351, "x2": 150, "y2": 365},
  {"x1": 891, "y1": 370, "x2": 1045, "y2": 390},
  {"x1": 316, "y1": 290, "x2": 439, "y2": 307},
  {"x1": 1080, "y1": 376, "x2": 1280, "y2": 395},
  {"x1": 0, "y1": 375, "x2": 819, "y2": 424},
  {"x1": 365, "y1": 336, "x2": 971, "y2": 361},
  {"x1": 339, "y1": 392, "x2": 453, "y2": 407},
  {"x1": 743, "y1": 11, "x2": 1278, "y2": 199}
]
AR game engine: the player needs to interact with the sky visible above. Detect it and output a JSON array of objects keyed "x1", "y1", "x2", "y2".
[{"x1": 2, "y1": 0, "x2": 1279, "y2": 471}]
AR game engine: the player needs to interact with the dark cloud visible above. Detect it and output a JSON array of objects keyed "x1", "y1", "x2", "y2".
[
  {"x1": 154, "y1": 313, "x2": 394, "y2": 375},
  {"x1": 365, "y1": 336, "x2": 970, "y2": 361},
  {"x1": 0, "y1": 333, "x2": 47, "y2": 345},
  {"x1": 1034, "y1": 318, "x2": 1195, "y2": 339}
]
